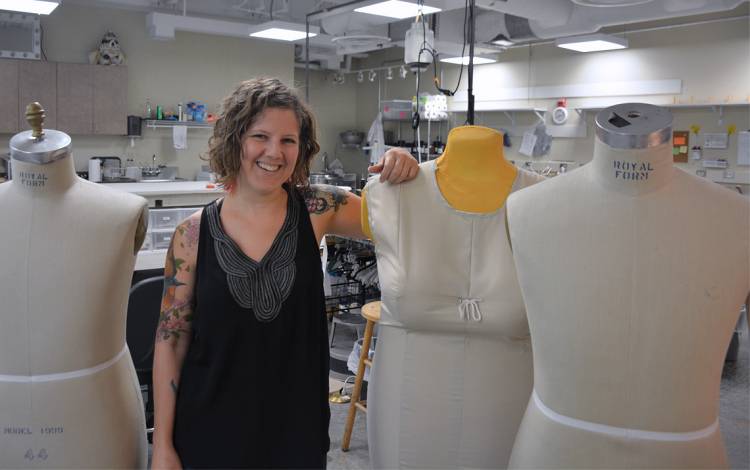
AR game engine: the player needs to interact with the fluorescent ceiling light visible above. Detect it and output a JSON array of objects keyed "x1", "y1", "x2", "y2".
[
  {"x1": 0, "y1": 0, "x2": 59, "y2": 14},
  {"x1": 555, "y1": 33, "x2": 628, "y2": 52},
  {"x1": 251, "y1": 28, "x2": 315, "y2": 41},
  {"x1": 355, "y1": 1, "x2": 441, "y2": 20},
  {"x1": 249, "y1": 21, "x2": 318, "y2": 41},
  {"x1": 440, "y1": 56, "x2": 496, "y2": 65}
]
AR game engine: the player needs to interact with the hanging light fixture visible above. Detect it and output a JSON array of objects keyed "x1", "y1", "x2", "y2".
[
  {"x1": 357, "y1": 71, "x2": 364, "y2": 83},
  {"x1": 386, "y1": 68, "x2": 393, "y2": 80},
  {"x1": 368, "y1": 70, "x2": 377, "y2": 82},
  {"x1": 399, "y1": 65, "x2": 408, "y2": 79}
]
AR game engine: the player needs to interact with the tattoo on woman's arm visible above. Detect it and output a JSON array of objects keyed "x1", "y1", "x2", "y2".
[
  {"x1": 175, "y1": 217, "x2": 200, "y2": 250},
  {"x1": 156, "y1": 300, "x2": 192, "y2": 341},
  {"x1": 303, "y1": 184, "x2": 349, "y2": 214},
  {"x1": 170, "y1": 380, "x2": 178, "y2": 394},
  {"x1": 157, "y1": 239, "x2": 191, "y2": 342}
]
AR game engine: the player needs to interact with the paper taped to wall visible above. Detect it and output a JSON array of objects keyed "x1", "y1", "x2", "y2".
[
  {"x1": 738, "y1": 131, "x2": 750, "y2": 166},
  {"x1": 519, "y1": 131, "x2": 537, "y2": 157}
]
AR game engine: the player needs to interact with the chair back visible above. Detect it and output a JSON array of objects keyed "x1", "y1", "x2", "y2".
[{"x1": 126, "y1": 275, "x2": 164, "y2": 373}]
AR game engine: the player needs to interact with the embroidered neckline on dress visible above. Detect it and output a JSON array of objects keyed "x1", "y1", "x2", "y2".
[{"x1": 205, "y1": 188, "x2": 299, "y2": 322}]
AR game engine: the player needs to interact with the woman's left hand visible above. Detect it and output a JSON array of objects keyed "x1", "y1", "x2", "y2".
[{"x1": 368, "y1": 148, "x2": 419, "y2": 184}]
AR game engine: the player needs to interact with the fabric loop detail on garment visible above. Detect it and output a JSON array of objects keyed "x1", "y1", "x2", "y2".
[
  {"x1": 458, "y1": 297, "x2": 483, "y2": 322},
  {"x1": 206, "y1": 190, "x2": 299, "y2": 323},
  {"x1": 532, "y1": 389, "x2": 719, "y2": 442},
  {"x1": 0, "y1": 345, "x2": 128, "y2": 383}
]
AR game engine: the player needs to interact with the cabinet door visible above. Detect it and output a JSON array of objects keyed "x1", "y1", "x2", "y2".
[
  {"x1": 18, "y1": 60, "x2": 56, "y2": 130},
  {"x1": 0, "y1": 60, "x2": 19, "y2": 133},
  {"x1": 93, "y1": 65, "x2": 127, "y2": 135},
  {"x1": 57, "y1": 63, "x2": 93, "y2": 135}
]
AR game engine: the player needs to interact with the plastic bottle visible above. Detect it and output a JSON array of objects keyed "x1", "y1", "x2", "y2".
[
  {"x1": 145, "y1": 99, "x2": 152, "y2": 119},
  {"x1": 178, "y1": 102, "x2": 183, "y2": 121}
]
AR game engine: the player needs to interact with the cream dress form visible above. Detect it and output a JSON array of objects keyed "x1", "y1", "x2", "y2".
[
  {"x1": 0, "y1": 117, "x2": 148, "y2": 468},
  {"x1": 507, "y1": 104, "x2": 750, "y2": 469},
  {"x1": 363, "y1": 126, "x2": 544, "y2": 469}
]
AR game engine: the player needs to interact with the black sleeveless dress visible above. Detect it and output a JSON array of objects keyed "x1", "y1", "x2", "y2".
[{"x1": 173, "y1": 188, "x2": 330, "y2": 469}]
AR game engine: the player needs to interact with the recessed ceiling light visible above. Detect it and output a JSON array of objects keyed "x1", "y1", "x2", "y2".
[
  {"x1": 571, "y1": 0, "x2": 654, "y2": 6},
  {"x1": 354, "y1": 1, "x2": 441, "y2": 20},
  {"x1": 0, "y1": 0, "x2": 59, "y2": 15},
  {"x1": 440, "y1": 56, "x2": 496, "y2": 65},
  {"x1": 555, "y1": 33, "x2": 628, "y2": 52},
  {"x1": 251, "y1": 28, "x2": 315, "y2": 41},
  {"x1": 249, "y1": 21, "x2": 319, "y2": 41}
]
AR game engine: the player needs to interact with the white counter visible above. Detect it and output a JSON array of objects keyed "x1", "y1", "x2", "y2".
[
  {"x1": 102, "y1": 181, "x2": 225, "y2": 209},
  {"x1": 101, "y1": 181, "x2": 225, "y2": 196}
]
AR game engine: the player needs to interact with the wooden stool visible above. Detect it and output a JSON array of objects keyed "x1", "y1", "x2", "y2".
[{"x1": 341, "y1": 300, "x2": 380, "y2": 451}]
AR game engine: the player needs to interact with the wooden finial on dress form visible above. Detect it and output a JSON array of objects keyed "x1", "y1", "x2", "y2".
[{"x1": 26, "y1": 102, "x2": 46, "y2": 140}]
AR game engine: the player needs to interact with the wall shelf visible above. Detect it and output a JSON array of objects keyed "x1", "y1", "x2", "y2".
[
  {"x1": 144, "y1": 120, "x2": 213, "y2": 129},
  {"x1": 574, "y1": 102, "x2": 749, "y2": 113},
  {"x1": 447, "y1": 105, "x2": 547, "y2": 127}
]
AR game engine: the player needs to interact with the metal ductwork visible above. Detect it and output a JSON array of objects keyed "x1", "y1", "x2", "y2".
[{"x1": 474, "y1": 0, "x2": 747, "y2": 40}]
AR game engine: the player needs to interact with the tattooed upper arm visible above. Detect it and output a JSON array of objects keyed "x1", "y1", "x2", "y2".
[
  {"x1": 156, "y1": 211, "x2": 201, "y2": 345},
  {"x1": 303, "y1": 184, "x2": 349, "y2": 215}
]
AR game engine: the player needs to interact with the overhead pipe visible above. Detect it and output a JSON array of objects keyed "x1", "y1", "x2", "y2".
[
  {"x1": 467, "y1": 0, "x2": 475, "y2": 125},
  {"x1": 305, "y1": 0, "x2": 369, "y2": 100}
]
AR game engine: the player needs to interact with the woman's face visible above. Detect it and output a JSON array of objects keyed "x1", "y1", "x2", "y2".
[{"x1": 237, "y1": 107, "x2": 300, "y2": 195}]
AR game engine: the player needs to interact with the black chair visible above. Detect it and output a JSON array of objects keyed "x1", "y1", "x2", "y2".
[{"x1": 126, "y1": 275, "x2": 164, "y2": 441}]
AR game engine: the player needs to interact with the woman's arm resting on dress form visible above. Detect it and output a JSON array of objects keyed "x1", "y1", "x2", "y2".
[
  {"x1": 152, "y1": 213, "x2": 200, "y2": 468},
  {"x1": 307, "y1": 148, "x2": 418, "y2": 241}
]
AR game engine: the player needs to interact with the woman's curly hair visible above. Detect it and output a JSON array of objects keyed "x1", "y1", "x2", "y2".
[{"x1": 206, "y1": 77, "x2": 319, "y2": 189}]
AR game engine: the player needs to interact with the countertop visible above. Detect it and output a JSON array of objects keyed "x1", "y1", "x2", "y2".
[{"x1": 101, "y1": 181, "x2": 224, "y2": 196}]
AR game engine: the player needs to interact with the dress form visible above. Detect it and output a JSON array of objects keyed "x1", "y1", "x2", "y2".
[
  {"x1": 364, "y1": 126, "x2": 542, "y2": 469},
  {"x1": 507, "y1": 103, "x2": 750, "y2": 469},
  {"x1": 0, "y1": 104, "x2": 149, "y2": 468}
]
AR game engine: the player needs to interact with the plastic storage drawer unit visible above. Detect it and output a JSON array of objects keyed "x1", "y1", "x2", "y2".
[
  {"x1": 150, "y1": 208, "x2": 184, "y2": 229},
  {"x1": 152, "y1": 230, "x2": 175, "y2": 250}
]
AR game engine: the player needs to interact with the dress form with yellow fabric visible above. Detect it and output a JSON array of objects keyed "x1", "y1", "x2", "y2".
[
  {"x1": 361, "y1": 125, "x2": 517, "y2": 237},
  {"x1": 361, "y1": 125, "x2": 544, "y2": 468}
]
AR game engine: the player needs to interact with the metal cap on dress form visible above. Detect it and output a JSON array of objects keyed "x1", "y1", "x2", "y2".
[
  {"x1": 594, "y1": 103, "x2": 672, "y2": 150},
  {"x1": 10, "y1": 102, "x2": 71, "y2": 164}
]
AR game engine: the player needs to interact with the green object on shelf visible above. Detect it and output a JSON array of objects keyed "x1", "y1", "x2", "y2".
[{"x1": 156, "y1": 105, "x2": 163, "y2": 120}]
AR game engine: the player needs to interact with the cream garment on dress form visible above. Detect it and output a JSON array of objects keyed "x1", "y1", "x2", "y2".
[
  {"x1": 365, "y1": 160, "x2": 544, "y2": 469},
  {"x1": 0, "y1": 158, "x2": 148, "y2": 468}
]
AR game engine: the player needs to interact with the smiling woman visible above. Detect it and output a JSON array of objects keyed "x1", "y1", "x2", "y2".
[{"x1": 150, "y1": 77, "x2": 418, "y2": 469}]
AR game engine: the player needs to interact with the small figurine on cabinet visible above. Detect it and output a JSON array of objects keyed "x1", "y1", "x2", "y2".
[{"x1": 88, "y1": 31, "x2": 126, "y2": 66}]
